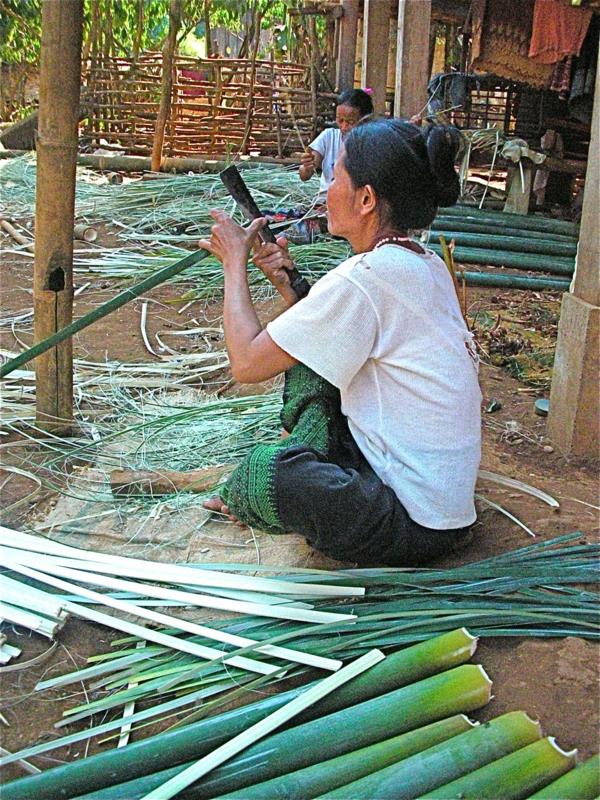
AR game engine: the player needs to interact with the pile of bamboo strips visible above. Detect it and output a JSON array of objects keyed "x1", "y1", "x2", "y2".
[
  {"x1": 83, "y1": 53, "x2": 334, "y2": 158},
  {"x1": 0, "y1": 573, "x2": 69, "y2": 664},
  {"x1": 4, "y1": 614, "x2": 598, "y2": 800}
]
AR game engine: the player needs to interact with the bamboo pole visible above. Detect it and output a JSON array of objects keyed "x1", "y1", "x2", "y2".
[
  {"x1": 151, "y1": 0, "x2": 182, "y2": 171},
  {"x1": 0, "y1": 250, "x2": 209, "y2": 380},
  {"x1": 34, "y1": 0, "x2": 83, "y2": 434}
]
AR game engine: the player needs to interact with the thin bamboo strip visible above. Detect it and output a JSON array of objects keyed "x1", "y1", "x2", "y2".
[
  {"x1": 6, "y1": 555, "x2": 342, "y2": 672},
  {"x1": 140, "y1": 650, "x2": 385, "y2": 800},
  {"x1": 0, "y1": 528, "x2": 363, "y2": 599},
  {"x1": 0, "y1": 556, "x2": 282, "y2": 675}
]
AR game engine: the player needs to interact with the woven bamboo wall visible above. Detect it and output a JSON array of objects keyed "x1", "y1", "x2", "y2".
[{"x1": 82, "y1": 53, "x2": 334, "y2": 157}]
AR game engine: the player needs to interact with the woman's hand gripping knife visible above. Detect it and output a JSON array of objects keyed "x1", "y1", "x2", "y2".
[
  {"x1": 197, "y1": 209, "x2": 297, "y2": 385},
  {"x1": 198, "y1": 210, "x2": 298, "y2": 525}
]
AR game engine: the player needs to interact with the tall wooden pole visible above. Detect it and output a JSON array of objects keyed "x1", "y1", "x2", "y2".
[
  {"x1": 151, "y1": 0, "x2": 182, "y2": 172},
  {"x1": 361, "y1": 0, "x2": 391, "y2": 114},
  {"x1": 548, "y1": 54, "x2": 600, "y2": 458},
  {"x1": 394, "y1": 0, "x2": 432, "y2": 118},
  {"x1": 336, "y1": 0, "x2": 359, "y2": 92},
  {"x1": 34, "y1": 0, "x2": 83, "y2": 434}
]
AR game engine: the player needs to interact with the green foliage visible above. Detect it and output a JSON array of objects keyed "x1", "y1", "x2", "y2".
[{"x1": 0, "y1": 0, "x2": 41, "y2": 64}]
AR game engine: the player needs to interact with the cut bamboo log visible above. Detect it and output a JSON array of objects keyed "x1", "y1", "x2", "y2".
[
  {"x1": 421, "y1": 737, "x2": 577, "y2": 799},
  {"x1": 58, "y1": 664, "x2": 492, "y2": 799},
  {"x1": 528, "y1": 753, "x2": 600, "y2": 800},
  {"x1": 318, "y1": 711, "x2": 541, "y2": 799},
  {"x1": 2, "y1": 629, "x2": 479, "y2": 799},
  {"x1": 0, "y1": 219, "x2": 34, "y2": 251}
]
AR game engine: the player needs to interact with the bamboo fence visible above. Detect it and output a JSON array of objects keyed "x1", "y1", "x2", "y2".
[{"x1": 82, "y1": 53, "x2": 335, "y2": 158}]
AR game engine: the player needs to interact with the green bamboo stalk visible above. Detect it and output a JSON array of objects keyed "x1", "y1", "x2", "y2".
[
  {"x1": 215, "y1": 715, "x2": 475, "y2": 800},
  {"x1": 433, "y1": 232, "x2": 577, "y2": 257},
  {"x1": 430, "y1": 219, "x2": 577, "y2": 242},
  {"x1": 457, "y1": 271, "x2": 571, "y2": 292},
  {"x1": 74, "y1": 664, "x2": 492, "y2": 800},
  {"x1": 422, "y1": 737, "x2": 578, "y2": 799},
  {"x1": 438, "y1": 206, "x2": 579, "y2": 236},
  {"x1": 2, "y1": 629, "x2": 478, "y2": 800},
  {"x1": 317, "y1": 711, "x2": 541, "y2": 800},
  {"x1": 427, "y1": 244, "x2": 574, "y2": 275},
  {"x1": 0, "y1": 249, "x2": 209, "y2": 379},
  {"x1": 528, "y1": 753, "x2": 600, "y2": 800}
]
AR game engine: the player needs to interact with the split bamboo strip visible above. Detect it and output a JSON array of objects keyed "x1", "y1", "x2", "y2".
[
  {"x1": 3, "y1": 629, "x2": 478, "y2": 799},
  {"x1": 0, "y1": 603, "x2": 62, "y2": 639},
  {"x1": 73, "y1": 665, "x2": 492, "y2": 800},
  {"x1": 421, "y1": 737, "x2": 578, "y2": 799},
  {"x1": 317, "y1": 711, "x2": 541, "y2": 800},
  {"x1": 215, "y1": 715, "x2": 476, "y2": 800},
  {"x1": 3, "y1": 549, "x2": 356, "y2": 625},
  {"x1": 3, "y1": 557, "x2": 342, "y2": 671},
  {"x1": 0, "y1": 528, "x2": 363, "y2": 598},
  {"x1": 140, "y1": 650, "x2": 386, "y2": 800},
  {"x1": 0, "y1": 554, "x2": 281, "y2": 676},
  {"x1": 528, "y1": 753, "x2": 600, "y2": 799}
]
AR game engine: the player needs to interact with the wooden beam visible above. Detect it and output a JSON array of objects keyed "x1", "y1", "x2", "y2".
[
  {"x1": 548, "y1": 52, "x2": 599, "y2": 458},
  {"x1": 336, "y1": 0, "x2": 359, "y2": 91},
  {"x1": 361, "y1": 0, "x2": 391, "y2": 114},
  {"x1": 394, "y1": 0, "x2": 432, "y2": 119},
  {"x1": 34, "y1": 0, "x2": 83, "y2": 434}
]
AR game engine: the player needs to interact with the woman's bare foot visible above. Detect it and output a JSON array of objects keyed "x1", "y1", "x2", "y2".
[{"x1": 203, "y1": 496, "x2": 247, "y2": 527}]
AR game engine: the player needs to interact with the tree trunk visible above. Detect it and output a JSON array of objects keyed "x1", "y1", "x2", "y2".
[
  {"x1": 34, "y1": 0, "x2": 83, "y2": 434},
  {"x1": 204, "y1": 0, "x2": 212, "y2": 57},
  {"x1": 151, "y1": 0, "x2": 182, "y2": 172}
]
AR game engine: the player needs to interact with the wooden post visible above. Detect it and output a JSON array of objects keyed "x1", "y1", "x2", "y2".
[
  {"x1": 34, "y1": 0, "x2": 83, "y2": 434},
  {"x1": 307, "y1": 15, "x2": 319, "y2": 138},
  {"x1": 361, "y1": 0, "x2": 391, "y2": 114},
  {"x1": 394, "y1": 0, "x2": 432, "y2": 119},
  {"x1": 151, "y1": 0, "x2": 182, "y2": 172},
  {"x1": 548, "y1": 55, "x2": 600, "y2": 458},
  {"x1": 336, "y1": 0, "x2": 359, "y2": 92}
]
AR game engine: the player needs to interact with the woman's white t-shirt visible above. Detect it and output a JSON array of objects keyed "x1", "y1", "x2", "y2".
[
  {"x1": 266, "y1": 244, "x2": 482, "y2": 530},
  {"x1": 309, "y1": 128, "x2": 343, "y2": 202}
]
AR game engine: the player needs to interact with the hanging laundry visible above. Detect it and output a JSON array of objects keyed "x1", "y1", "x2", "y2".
[
  {"x1": 529, "y1": 0, "x2": 593, "y2": 63},
  {"x1": 569, "y1": 15, "x2": 599, "y2": 124},
  {"x1": 549, "y1": 56, "x2": 574, "y2": 99},
  {"x1": 469, "y1": 0, "x2": 553, "y2": 88}
]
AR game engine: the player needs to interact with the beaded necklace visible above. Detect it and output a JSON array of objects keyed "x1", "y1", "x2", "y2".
[{"x1": 373, "y1": 235, "x2": 412, "y2": 249}]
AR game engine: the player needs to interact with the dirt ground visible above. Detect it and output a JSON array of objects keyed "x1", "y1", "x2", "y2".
[{"x1": 0, "y1": 235, "x2": 598, "y2": 784}]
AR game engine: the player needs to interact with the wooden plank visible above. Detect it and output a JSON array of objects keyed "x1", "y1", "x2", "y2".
[
  {"x1": 336, "y1": 0, "x2": 359, "y2": 91},
  {"x1": 394, "y1": 0, "x2": 432, "y2": 118},
  {"x1": 362, "y1": 0, "x2": 391, "y2": 114}
]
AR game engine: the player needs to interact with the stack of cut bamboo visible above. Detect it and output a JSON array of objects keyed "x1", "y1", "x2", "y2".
[
  {"x1": 428, "y1": 205, "x2": 579, "y2": 291},
  {"x1": 4, "y1": 625, "x2": 598, "y2": 800}
]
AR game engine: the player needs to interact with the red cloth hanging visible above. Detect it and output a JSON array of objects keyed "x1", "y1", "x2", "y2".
[{"x1": 529, "y1": 0, "x2": 593, "y2": 64}]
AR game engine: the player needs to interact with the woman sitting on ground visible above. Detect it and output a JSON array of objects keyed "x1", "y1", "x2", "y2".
[
  {"x1": 299, "y1": 88, "x2": 374, "y2": 204},
  {"x1": 200, "y1": 119, "x2": 481, "y2": 566}
]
